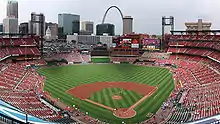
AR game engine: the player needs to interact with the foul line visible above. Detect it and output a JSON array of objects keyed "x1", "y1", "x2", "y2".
[
  {"x1": 128, "y1": 86, "x2": 158, "y2": 111},
  {"x1": 84, "y1": 99, "x2": 115, "y2": 111},
  {"x1": 84, "y1": 86, "x2": 158, "y2": 115}
]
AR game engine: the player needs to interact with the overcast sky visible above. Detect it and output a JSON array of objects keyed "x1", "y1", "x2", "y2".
[{"x1": 0, "y1": 0, "x2": 220, "y2": 34}]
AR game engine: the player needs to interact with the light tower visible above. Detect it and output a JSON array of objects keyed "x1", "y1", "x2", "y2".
[{"x1": 161, "y1": 16, "x2": 174, "y2": 50}]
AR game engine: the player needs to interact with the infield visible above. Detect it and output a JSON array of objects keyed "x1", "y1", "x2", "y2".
[
  {"x1": 37, "y1": 64, "x2": 174, "y2": 123},
  {"x1": 66, "y1": 82, "x2": 158, "y2": 118}
]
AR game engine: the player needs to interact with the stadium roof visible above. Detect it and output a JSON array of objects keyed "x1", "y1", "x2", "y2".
[
  {"x1": 187, "y1": 114, "x2": 220, "y2": 124},
  {"x1": 171, "y1": 30, "x2": 220, "y2": 34}
]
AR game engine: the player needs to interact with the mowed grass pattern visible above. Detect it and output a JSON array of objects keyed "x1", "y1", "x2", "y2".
[
  {"x1": 37, "y1": 64, "x2": 174, "y2": 123},
  {"x1": 89, "y1": 88, "x2": 143, "y2": 108}
]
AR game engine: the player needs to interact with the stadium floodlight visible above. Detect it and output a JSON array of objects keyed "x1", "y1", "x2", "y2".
[{"x1": 161, "y1": 16, "x2": 175, "y2": 50}]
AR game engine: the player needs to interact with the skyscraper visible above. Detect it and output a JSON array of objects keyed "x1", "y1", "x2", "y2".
[
  {"x1": 29, "y1": 13, "x2": 45, "y2": 36},
  {"x1": 58, "y1": 13, "x2": 80, "y2": 35},
  {"x1": 0, "y1": 23, "x2": 3, "y2": 33},
  {"x1": 123, "y1": 16, "x2": 133, "y2": 34},
  {"x1": 3, "y1": 17, "x2": 18, "y2": 34},
  {"x1": 19, "y1": 22, "x2": 29, "y2": 34},
  {"x1": 81, "y1": 21, "x2": 94, "y2": 35},
  {"x1": 7, "y1": 0, "x2": 18, "y2": 18},
  {"x1": 96, "y1": 23, "x2": 115, "y2": 36},
  {"x1": 72, "y1": 20, "x2": 80, "y2": 34},
  {"x1": 4, "y1": 0, "x2": 18, "y2": 34}
]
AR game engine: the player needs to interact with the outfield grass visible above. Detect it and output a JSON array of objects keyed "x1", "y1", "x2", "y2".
[{"x1": 37, "y1": 64, "x2": 174, "y2": 123}]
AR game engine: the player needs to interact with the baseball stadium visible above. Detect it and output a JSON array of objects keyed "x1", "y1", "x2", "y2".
[
  {"x1": 0, "y1": 29, "x2": 219, "y2": 124},
  {"x1": 0, "y1": 4, "x2": 220, "y2": 124}
]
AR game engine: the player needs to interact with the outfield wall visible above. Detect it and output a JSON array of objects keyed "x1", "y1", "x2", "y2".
[{"x1": 91, "y1": 56, "x2": 110, "y2": 63}]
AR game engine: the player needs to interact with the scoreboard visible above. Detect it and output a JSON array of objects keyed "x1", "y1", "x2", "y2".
[
  {"x1": 142, "y1": 38, "x2": 160, "y2": 50},
  {"x1": 112, "y1": 35, "x2": 160, "y2": 50}
]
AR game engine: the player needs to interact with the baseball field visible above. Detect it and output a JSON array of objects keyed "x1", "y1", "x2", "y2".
[{"x1": 37, "y1": 64, "x2": 174, "y2": 123}]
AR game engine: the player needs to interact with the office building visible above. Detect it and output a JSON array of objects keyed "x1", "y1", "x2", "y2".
[
  {"x1": 72, "y1": 20, "x2": 80, "y2": 34},
  {"x1": 123, "y1": 16, "x2": 133, "y2": 34},
  {"x1": 19, "y1": 22, "x2": 29, "y2": 34},
  {"x1": 4, "y1": 0, "x2": 18, "y2": 35},
  {"x1": 96, "y1": 23, "x2": 115, "y2": 36},
  {"x1": 81, "y1": 21, "x2": 94, "y2": 35},
  {"x1": 0, "y1": 23, "x2": 3, "y2": 33},
  {"x1": 29, "y1": 13, "x2": 45, "y2": 36},
  {"x1": 7, "y1": 0, "x2": 18, "y2": 18},
  {"x1": 3, "y1": 17, "x2": 18, "y2": 34},
  {"x1": 58, "y1": 13, "x2": 80, "y2": 35},
  {"x1": 185, "y1": 19, "x2": 212, "y2": 33}
]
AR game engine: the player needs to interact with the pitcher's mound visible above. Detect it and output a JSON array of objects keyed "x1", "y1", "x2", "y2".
[
  {"x1": 112, "y1": 95, "x2": 122, "y2": 100},
  {"x1": 113, "y1": 108, "x2": 136, "y2": 119}
]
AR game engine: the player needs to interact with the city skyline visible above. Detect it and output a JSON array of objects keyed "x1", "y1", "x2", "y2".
[{"x1": 0, "y1": 0, "x2": 220, "y2": 34}]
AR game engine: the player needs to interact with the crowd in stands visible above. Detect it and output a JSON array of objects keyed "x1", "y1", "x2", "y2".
[
  {"x1": 162, "y1": 60, "x2": 220, "y2": 123},
  {"x1": 43, "y1": 40, "x2": 74, "y2": 56},
  {"x1": 0, "y1": 47, "x2": 40, "y2": 58},
  {"x1": 168, "y1": 35, "x2": 220, "y2": 61},
  {"x1": 0, "y1": 37, "x2": 40, "y2": 46},
  {"x1": 43, "y1": 40, "x2": 91, "y2": 63},
  {"x1": 169, "y1": 35, "x2": 220, "y2": 41},
  {"x1": 0, "y1": 37, "x2": 64, "y2": 123},
  {"x1": 167, "y1": 48, "x2": 220, "y2": 62},
  {"x1": 150, "y1": 34, "x2": 220, "y2": 123},
  {"x1": 142, "y1": 52, "x2": 170, "y2": 59},
  {"x1": 0, "y1": 35, "x2": 220, "y2": 123},
  {"x1": 167, "y1": 35, "x2": 220, "y2": 70},
  {"x1": 111, "y1": 49, "x2": 139, "y2": 56},
  {"x1": 169, "y1": 41, "x2": 220, "y2": 51},
  {"x1": 0, "y1": 38, "x2": 93, "y2": 123},
  {"x1": 0, "y1": 60, "x2": 62, "y2": 121},
  {"x1": 54, "y1": 51, "x2": 91, "y2": 63},
  {"x1": 0, "y1": 38, "x2": 40, "y2": 59}
]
